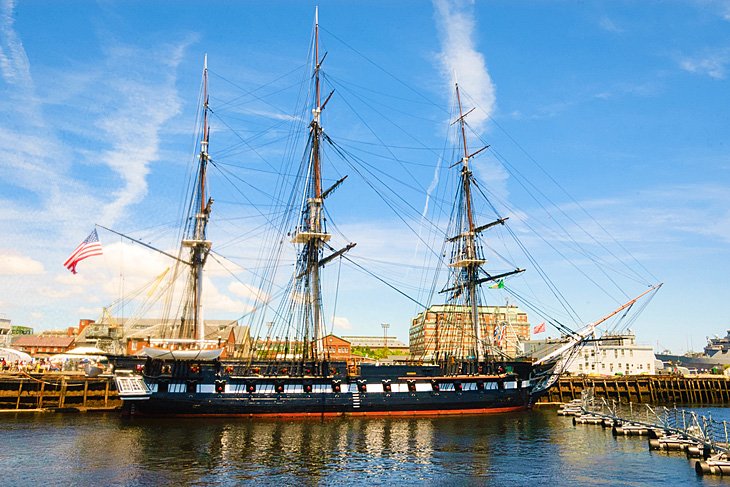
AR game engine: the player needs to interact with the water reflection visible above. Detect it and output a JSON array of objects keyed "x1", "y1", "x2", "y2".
[{"x1": 2, "y1": 409, "x2": 728, "y2": 485}]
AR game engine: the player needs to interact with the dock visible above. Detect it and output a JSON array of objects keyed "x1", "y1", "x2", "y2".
[
  {"x1": 564, "y1": 388, "x2": 730, "y2": 477},
  {"x1": 0, "y1": 372, "x2": 121, "y2": 412},
  {"x1": 539, "y1": 375, "x2": 730, "y2": 405}
]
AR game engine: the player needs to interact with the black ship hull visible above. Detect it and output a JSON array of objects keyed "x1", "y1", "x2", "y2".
[
  {"x1": 124, "y1": 389, "x2": 531, "y2": 417},
  {"x1": 116, "y1": 360, "x2": 548, "y2": 417}
]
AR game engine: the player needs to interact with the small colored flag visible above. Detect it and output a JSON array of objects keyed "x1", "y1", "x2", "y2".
[
  {"x1": 493, "y1": 324, "x2": 506, "y2": 347},
  {"x1": 64, "y1": 229, "x2": 103, "y2": 274},
  {"x1": 489, "y1": 279, "x2": 504, "y2": 289},
  {"x1": 533, "y1": 322, "x2": 546, "y2": 334}
]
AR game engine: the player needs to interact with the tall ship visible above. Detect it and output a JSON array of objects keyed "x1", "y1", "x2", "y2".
[{"x1": 114, "y1": 11, "x2": 659, "y2": 416}]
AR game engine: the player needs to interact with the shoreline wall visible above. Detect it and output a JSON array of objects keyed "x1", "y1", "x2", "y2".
[
  {"x1": 0, "y1": 374, "x2": 120, "y2": 410},
  {"x1": 540, "y1": 375, "x2": 730, "y2": 405}
]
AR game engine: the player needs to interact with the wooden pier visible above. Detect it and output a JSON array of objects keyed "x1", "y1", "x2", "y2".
[
  {"x1": 540, "y1": 375, "x2": 730, "y2": 405},
  {"x1": 0, "y1": 373, "x2": 121, "y2": 412}
]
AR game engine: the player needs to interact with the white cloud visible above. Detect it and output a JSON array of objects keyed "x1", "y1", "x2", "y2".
[
  {"x1": 0, "y1": 0, "x2": 32, "y2": 87},
  {"x1": 680, "y1": 50, "x2": 730, "y2": 79},
  {"x1": 228, "y1": 281, "x2": 269, "y2": 302},
  {"x1": 96, "y1": 39, "x2": 196, "y2": 224},
  {"x1": 202, "y1": 279, "x2": 253, "y2": 314},
  {"x1": 333, "y1": 316, "x2": 353, "y2": 330},
  {"x1": 707, "y1": 0, "x2": 730, "y2": 21},
  {"x1": 38, "y1": 285, "x2": 84, "y2": 300},
  {"x1": 598, "y1": 16, "x2": 623, "y2": 33},
  {"x1": 77, "y1": 307, "x2": 100, "y2": 317},
  {"x1": 0, "y1": 253, "x2": 44, "y2": 275},
  {"x1": 433, "y1": 0, "x2": 496, "y2": 132}
]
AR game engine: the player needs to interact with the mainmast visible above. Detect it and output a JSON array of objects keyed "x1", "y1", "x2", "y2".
[
  {"x1": 184, "y1": 55, "x2": 213, "y2": 348},
  {"x1": 291, "y1": 8, "x2": 330, "y2": 360}
]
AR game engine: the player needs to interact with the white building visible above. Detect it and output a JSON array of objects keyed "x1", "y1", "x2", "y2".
[
  {"x1": 564, "y1": 332, "x2": 656, "y2": 376},
  {"x1": 0, "y1": 319, "x2": 11, "y2": 347},
  {"x1": 520, "y1": 331, "x2": 657, "y2": 376}
]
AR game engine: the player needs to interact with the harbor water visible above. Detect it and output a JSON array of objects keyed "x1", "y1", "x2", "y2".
[{"x1": 2, "y1": 407, "x2": 729, "y2": 486}]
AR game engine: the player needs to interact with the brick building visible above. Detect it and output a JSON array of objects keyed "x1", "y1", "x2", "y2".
[
  {"x1": 409, "y1": 304, "x2": 530, "y2": 359},
  {"x1": 13, "y1": 335, "x2": 76, "y2": 356},
  {"x1": 320, "y1": 334, "x2": 351, "y2": 360}
]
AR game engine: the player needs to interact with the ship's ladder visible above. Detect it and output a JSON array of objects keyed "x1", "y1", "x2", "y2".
[{"x1": 352, "y1": 391, "x2": 361, "y2": 409}]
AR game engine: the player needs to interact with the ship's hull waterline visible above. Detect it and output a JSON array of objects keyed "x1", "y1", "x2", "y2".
[
  {"x1": 123, "y1": 387, "x2": 533, "y2": 417},
  {"x1": 116, "y1": 361, "x2": 544, "y2": 417}
]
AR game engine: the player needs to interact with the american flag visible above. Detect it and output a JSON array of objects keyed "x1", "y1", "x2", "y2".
[
  {"x1": 493, "y1": 324, "x2": 505, "y2": 347},
  {"x1": 64, "y1": 229, "x2": 103, "y2": 274}
]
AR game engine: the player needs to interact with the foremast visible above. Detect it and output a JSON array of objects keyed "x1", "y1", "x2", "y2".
[
  {"x1": 291, "y1": 8, "x2": 330, "y2": 361},
  {"x1": 183, "y1": 55, "x2": 213, "y2": 348}
]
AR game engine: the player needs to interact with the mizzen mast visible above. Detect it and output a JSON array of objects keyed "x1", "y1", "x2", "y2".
[{"x1": 450, "y1": 83, "x2": 488, "y2": 364}]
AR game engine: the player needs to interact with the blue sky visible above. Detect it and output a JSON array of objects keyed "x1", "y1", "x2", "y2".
[{"x1": 2, "y1": 0, "x2": 730, "y2": 354}]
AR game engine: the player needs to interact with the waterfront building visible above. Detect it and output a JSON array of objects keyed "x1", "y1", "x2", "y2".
[
  {"x1": 0, "y1": 320, "x2": 33, "y2": 348},
  {"x1": 120, "y1": 318, "x2": 250, "y2": 358},
  {"x1": 254, "y1": 334, "x2": 351, "y2": 361},
  {"x1": 0, "y1": 319, "x2": 10, "y2": 346},
  {"x1": 521, "y1": 331, "x2": 656, "y2": 376},
  {"x1": 12, "y1": 335, "x2": 75, "y2": 356},
  {"x1": 73, "y1": 318, "x2": 125, "y2": 354},
  {"x1": 341, "y1": 335, "x2": 409, "y2": 354},
  {"x1": 11, "y1": 325, "x2": 33, "y2": 336},
  {"x1": 321, "y1": 335, "x2": 351, "y2": 360},
  {"x1": 409, "y1": 304, "x2": 530, "y2": 359}
]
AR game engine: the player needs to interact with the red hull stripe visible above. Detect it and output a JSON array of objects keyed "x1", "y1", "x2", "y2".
[{"x1": 139, "y1": 406, "x2": 528, "y2": 418}]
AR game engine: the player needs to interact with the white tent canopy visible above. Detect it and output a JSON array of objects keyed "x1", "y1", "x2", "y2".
[
  {"x1": 0, "y1": 348, "x2": 33, "y2": 362},
  {"x1": 65, "y1": 346, "x2": 107, "y2": 355}
]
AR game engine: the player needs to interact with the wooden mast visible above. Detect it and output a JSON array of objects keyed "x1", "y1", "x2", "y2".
[
  {"x1": 454, "y1": 83, "x2": 487, "y2": 366},
  {"x1": 292, "y1": 7, "x2": 330, "y2": 361},
  {"x1": 188, "y1": 54, "x2": 212, "y2": 348},
  {"x1": 311, "y1": 7, "x2": 324, "y2": 359}
]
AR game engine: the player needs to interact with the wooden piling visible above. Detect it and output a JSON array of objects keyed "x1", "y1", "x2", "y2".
[
  {"x1": 538, "y1": 375, "x2": 730, "y2": 406},
  {"x1": 15, "y1": 381, "x2": 22, "y2": 410},
  {"x1": 0, "y1": 375, "x2": 121, "y2": 411},
  {"x1": 38, "y1": 380, "x2": 45, "y2": 409}
]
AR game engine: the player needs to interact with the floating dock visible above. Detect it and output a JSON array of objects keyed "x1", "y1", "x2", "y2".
[
  {"x1": 0, "y1": 373, "x2": 120, "y2": 412},
  {"x1": 565, "y1": 388, "x2": 730, "y2": 477}
]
